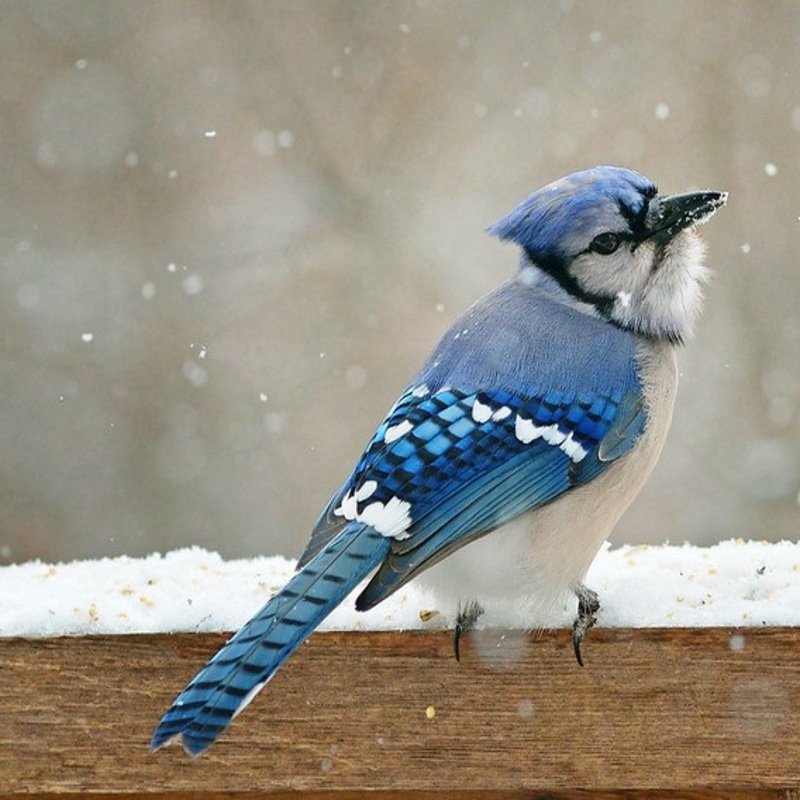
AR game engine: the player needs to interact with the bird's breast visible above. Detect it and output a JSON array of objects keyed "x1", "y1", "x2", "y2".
[{"x1": 414, "y1": 339, "x2": 678, "y2": 626}]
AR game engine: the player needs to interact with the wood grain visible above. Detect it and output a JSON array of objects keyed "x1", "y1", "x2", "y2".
[{"x1": 1, "y1": 628, "x2": 800, "y2": 798}]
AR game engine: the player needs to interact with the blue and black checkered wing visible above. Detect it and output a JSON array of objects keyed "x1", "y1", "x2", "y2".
[
  {"x1": 297, "y1": 385, "x2": 426, "y2": 569},
  {"x1": 299, "y1": 382, "x2": 645, "y2": 601}
]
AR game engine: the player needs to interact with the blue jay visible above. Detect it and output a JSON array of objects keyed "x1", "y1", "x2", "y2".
[{"x1": 151, "y1": 166, "x2": 726, "y2": 755}]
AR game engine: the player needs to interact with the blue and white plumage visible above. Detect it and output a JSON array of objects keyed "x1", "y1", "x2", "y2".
[{"x1": 151, "y1": 166, "x2": 726, "y2": 755}]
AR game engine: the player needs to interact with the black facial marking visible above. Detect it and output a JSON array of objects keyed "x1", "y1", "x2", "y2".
[
  {"x1": 523, "y1": 247, "x2": 615, "y2": 317},
  {"x1": 617, "y1": 195, "x2": 652, "y2": 244},
  {"x1": 520, "y1": 185, "x2": 663, "y2": 331}
]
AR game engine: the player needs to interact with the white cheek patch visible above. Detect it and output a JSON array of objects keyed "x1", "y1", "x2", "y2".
[
  {"x1": 579, "y1": 232, "x2": 710, "y2": 342},
  {"x1": 571, "y1": 246, "x2": 653, "y2": 304},
  {"x1": 514, "y1": 415, "x2": 587, "y2": 462}
]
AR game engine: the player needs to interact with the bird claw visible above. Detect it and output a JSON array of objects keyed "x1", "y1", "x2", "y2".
[
  {"x1": 453, "y1": 600, "x2": 484, "y2": 662},
  {"x1": 572, "y1": 584, "x2": 600, "y2": 667}
]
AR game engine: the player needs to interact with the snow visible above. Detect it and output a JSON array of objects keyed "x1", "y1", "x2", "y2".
[
  {"x1": 1, "y1": 540, "x2": 799, "y2": 638},
  {"x1": 276, "y1": 130, "x2": 295, "y2": 148},
  {"x1": 181, "y1": 274, "x2": 204, "y2": 296}
]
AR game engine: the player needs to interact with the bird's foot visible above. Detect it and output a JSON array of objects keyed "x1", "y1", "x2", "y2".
[
  {"x1": 572, "y1": 584, "x2": 600, "y2": 667},
  {"x1": 453, "y1": 600, "x2": 484, "y2": 662}
]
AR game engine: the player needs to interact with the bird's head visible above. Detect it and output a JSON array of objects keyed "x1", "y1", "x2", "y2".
[{"x1": 489, "y1": 166, "x2": 727, "y2": 344}]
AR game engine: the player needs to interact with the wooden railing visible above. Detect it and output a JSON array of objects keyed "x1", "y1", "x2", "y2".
[{"x1": 2, "y1": 628, "x2": 799, "y2": 798}]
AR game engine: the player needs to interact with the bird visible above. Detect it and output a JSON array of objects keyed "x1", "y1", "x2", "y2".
[{"x1": 151, "y1": 165, "x2": 726, "y2": 756}]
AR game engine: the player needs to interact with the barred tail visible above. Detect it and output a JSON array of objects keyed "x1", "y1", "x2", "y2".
[{"x1": 151, "y1": 524, "x2": 389, "y2": 755}]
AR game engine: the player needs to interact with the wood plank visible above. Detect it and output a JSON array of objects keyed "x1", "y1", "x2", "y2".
[
  {"x1": 1, "y1": 629, "x2": 800, "y2": 797},
  {"x1": 6, "y1": 793, "x2": 797, "y2": 800}
]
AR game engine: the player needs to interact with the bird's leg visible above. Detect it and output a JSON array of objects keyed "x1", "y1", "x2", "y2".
[
  {"x1": 453, "y1": 600, "x2": 484, "y2": 662},
  {"x1": 572, "y1": 583, "x2": 600, "y2": 667}
]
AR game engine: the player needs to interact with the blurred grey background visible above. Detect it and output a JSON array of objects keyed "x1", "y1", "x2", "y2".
[{"x1": 1, "y1": 0, "x2": 798, "y2": 565}]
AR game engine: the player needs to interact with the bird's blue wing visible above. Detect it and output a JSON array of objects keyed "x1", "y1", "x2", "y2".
[
  {"x1": 297, "y1": 386, "x2": 425, "y2": 568},
  {"x1": 299, "y1": 379, "x2": 645, "y2": 607}
]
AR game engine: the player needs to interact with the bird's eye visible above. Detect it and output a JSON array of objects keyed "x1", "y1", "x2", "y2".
[{"x1": 589, "y1": 232, "x2": 621, "y2": 255}]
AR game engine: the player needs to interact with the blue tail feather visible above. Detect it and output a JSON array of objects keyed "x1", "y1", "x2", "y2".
[{"x1": 151, "y1": 524, "x2": 388, "y2": 755}]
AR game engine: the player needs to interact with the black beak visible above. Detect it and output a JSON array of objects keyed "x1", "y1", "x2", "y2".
[{"x1": 642, "y1": 190, "x2": 727, "y2": 245}]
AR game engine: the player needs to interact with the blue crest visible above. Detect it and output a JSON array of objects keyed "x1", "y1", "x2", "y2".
[{"x1": 488, "y1": 166, "x2": 657, "y2": 261}]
